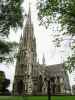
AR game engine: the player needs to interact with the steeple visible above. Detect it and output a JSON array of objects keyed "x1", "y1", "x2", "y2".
[
  {"x1": 28, "y1": 2, "x2": 31, "y2": 20},
  {"x1": 13, "y1": 2, "x2": 37, "y2": 95},
  {"x1": 22, "y1": 3, "x2": 34, "y2": 50},
  {"x1": 42, "y1": 54, "x2": 45, "y2": 65},
  {"x1": 26, "y1": 2, "x2": 32, "y2": 25}
]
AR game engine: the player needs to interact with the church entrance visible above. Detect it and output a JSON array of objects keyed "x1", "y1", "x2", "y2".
[
  {"x1": 17, "y1": 80, "x2": 24, "y2": 95},
  {"x1": 47, "y1": 77, "x2": 56, "y2": 95}
]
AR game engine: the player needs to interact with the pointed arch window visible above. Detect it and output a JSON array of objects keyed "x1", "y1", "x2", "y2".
[
  {"x1": 38, "y1": 75, "x2": 43, "y2": 92},
  {"x1": 17, "y1": 80, "x2": 24, "y2": 95}
]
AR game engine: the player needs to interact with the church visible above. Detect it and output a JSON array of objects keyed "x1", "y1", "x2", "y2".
[{"x1": 12, "y1": 6, "x2": 71, "y2": 95}]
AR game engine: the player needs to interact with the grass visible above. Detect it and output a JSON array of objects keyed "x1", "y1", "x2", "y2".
[{"x1": 0, "y1": 96, "x2": 75, "y2": 100}]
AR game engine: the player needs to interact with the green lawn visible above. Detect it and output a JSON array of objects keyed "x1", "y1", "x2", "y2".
[{"x1": 0, "y1": 96, "x2": 75, "y2": 100}]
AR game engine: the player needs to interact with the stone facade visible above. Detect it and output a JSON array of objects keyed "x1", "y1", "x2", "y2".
[
  {"x1": 12, "y1": 6, "x2": 71, "y2": 96},
  {"x1": 38, "y1": 64, "x2": 71, "y2": 95}
]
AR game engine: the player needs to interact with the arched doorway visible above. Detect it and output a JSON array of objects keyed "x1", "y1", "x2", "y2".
[
  {"x1": 17, "y1": 80, "x2": 24, "y2": 95},
  {"x1": 38, "y1": 75, "x2": 43, "y2": 93}
]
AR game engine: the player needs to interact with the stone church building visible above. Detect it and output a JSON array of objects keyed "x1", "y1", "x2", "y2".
[{"x1": 12, "y1": 6, "x2": 71, "y2": 95}]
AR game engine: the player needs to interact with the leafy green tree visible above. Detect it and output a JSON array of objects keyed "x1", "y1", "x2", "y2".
[
  {"x1": 0, "y1": 0, "x2": 23, "y2": 62},
  {"x1": 38, "y1": 0, "x2": 75, "y2": 35},
  {"x1": 0, "y1": 71, "x2": 11, "y2": 95},
  {"x1": 0, "y1": 40, "x2": 19, "y2": 63},
  {"x1": 37, "y1": 0, "x2": 75, "y2": 72},
  {"x1": 0, "y1": 0, "x2": 23, "y2": 36}
]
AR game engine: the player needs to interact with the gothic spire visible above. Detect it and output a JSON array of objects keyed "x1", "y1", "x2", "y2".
[
  {"x1": 23, "y1": 2, "x2": 33, "y2": 43},
  {"x1": 42, "y1": 54, "x2": 45, "y2": 65},
  {"x1": 26, "y1": 2, "x2": 32, "y2": 25},
  {"x1": 28, "y1": 2, "x2": 31, "y2": 19}
]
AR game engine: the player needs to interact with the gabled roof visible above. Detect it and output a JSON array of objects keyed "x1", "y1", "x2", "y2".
[{"x1": 45, "y1": 64, "x2": 64, "y2": 77}]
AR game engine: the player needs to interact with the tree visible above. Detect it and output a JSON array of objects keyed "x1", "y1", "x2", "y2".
[
  {"x1": 0, "y1": 0, "x2": 23, "y2": 62},
  {"x1": 0, "y1": 71, "x2": 11, "y2": 95},
  {"x1": 0, "y1": 40, "x2": 19, "y2": 63},
  {"x1": 37, "y1": 0, "x2": 75, "y2": 35},
  {"x1": 0, "y1": 0, "x2": 23, "y2": 36},
  {"x1": 37, "y1": 0, "x2": 75, "y2": 72}
]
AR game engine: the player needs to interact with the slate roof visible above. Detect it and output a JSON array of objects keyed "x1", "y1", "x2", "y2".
[{"x1": 44, "y1": 63, "x2": 65, "y2": 77}]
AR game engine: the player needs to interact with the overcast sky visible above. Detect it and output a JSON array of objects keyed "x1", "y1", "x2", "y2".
[{"x1": 0, "y1": 0, "x2": 75, "y2": 91}]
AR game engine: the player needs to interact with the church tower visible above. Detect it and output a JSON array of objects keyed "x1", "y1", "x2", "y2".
[{"x1": 13, "y1": 5, "x2": 37, "y2": 95}]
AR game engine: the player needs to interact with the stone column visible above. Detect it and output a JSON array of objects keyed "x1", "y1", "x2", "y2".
[{"x1": 55, "y1": 76, "x2": 57, "y2": 94}]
